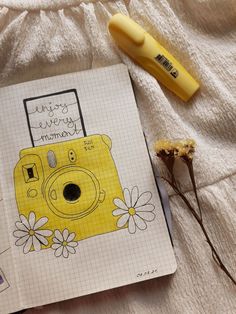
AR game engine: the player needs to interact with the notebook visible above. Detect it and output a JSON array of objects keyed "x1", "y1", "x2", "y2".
[{"x1": 0, "y1": 64, "x2": 176, "y2": 313}]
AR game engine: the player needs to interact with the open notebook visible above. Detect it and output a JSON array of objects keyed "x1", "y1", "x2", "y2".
[{"x1": 0, "y1": 64, "x2": 176, "y2": 313}]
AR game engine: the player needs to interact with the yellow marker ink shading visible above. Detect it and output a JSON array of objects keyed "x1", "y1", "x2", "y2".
[
  {"x1": 108, "y1": 13, "x2": 200, "y2": 102},
  {"x1": 14, "y1": 135, "x2": 124, "y2": 248}
]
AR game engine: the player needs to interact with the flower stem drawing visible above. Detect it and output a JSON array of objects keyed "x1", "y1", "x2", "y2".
[{"x1": 154, "y1": 138, "x2": 236, "y2": 286}]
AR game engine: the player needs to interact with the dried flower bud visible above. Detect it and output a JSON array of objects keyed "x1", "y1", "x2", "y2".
[
  {"x1": 175, "y1": 139, "x2": 196, "y2": 161},
  {"x1": 154, "y1": 138, "x2": 196, "y2": 161},
  {"x1": 154, "y1": 139, "x2": 175, "y2": 158}
]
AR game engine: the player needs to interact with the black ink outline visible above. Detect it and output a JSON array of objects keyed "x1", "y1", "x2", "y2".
[
  {"x1": 33, "y1": 127, "x2": 83, "y2": 144},
  {"x1": 51, "y1": 229, "x2": 78, "y2": 258},
  {"x1": 13, "y1": 212, "x2": 53, "y2": 254},
  {"x1": 23, "y1": 89, "x2": 87, "y2": 147},
  {"x1": 112, "y1": 186, "x2": 155, "y2": 234},
  {"x1": 30, "y1": 117, "x2": 81, "y2": 129},
  {"x1": 27, "y1": 101, "x2": 77, "y2": 115},
  {"x1": 14, "y1": 153, "x2": 45, "y2": 213},
  {"x1": 44, "y1": 165, "x2": 101, "y2": 220},
  {"x1": 14, "y1": 133, "x2": 124, "y2": 251}
]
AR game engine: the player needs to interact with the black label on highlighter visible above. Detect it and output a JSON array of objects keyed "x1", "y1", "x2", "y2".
[{"x1": 155, "y1": 54, "x2": 179, "y2": 78}]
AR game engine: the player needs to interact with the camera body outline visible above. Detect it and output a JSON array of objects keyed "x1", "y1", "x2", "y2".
[{"x1": 14, "y1": 134, "x2": 124, "y2": 248}]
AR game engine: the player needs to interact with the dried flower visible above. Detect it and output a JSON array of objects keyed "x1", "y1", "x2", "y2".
[
  {"x1": 154, "y1": 139, "x2": 176, "y2": 181},
  {"x1": 154, "y1": 138, "x2": 196, "y2": 160},
  {"x1": 154, "y1": 137, "x2": 235, "y2": 286},
  {"x1": 154, "y1": 138, "x2": 196, "y2": 187},
  {"x1": 154, "y1": 139, "x2": 175, "y2": 158},
  {"x1": 175, "y1": 139, "x2": 196, "y2": 161}
]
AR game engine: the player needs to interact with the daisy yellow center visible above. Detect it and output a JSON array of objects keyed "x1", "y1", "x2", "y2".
[
  {"x1": 29, "y1": 229, "x2": 35, "y2": 236},
  {"x1": 128, "y1": 207, "x2": 136, "y2": 216},
  {"x1": 62, "y1": 241, "x2": 67, "y2": 246}
]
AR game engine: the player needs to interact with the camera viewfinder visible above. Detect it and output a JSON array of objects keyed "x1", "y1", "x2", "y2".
[{"x1": 22, "y1": 163, "x2": 39, "y2": 183}]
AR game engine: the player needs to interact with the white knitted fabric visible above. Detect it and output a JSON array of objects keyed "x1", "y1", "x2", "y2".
[{"x1": 0, "y1": 0, "x2": 236, "y2": 313}]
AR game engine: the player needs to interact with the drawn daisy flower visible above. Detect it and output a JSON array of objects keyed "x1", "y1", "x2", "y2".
[
  {"x1": 13, "y1": 212, "x2": 53, "y2": 253},
  {"x1": 113, "y1": 187, "x2": 155, "y2": 234},
  {"x1": 51, "y1": 229, "x2": 78, "y2": 258}
]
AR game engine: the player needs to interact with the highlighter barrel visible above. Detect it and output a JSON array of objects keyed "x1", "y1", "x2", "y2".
[{"x1": 108, "y1": 14, "x2": 199, "y2": 102}]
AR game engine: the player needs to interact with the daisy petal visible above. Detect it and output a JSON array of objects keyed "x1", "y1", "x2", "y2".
[
  {"x1": 23, "y1": 236, "x2": 33, "y2": 253},
  {"x1": 52, "y1": 237, "x2": 61, "y2": 244},
  {"x1": 13, "y1": 230, "x2": 28, "y2": 238},
  {"x1": 35, "y1": 234, "x2": 48, "y2": 246},
  {"x1": 131, "y1": 186, "x2": 139, "y2": 207},
  {"x1": 15, "y1": 221, "x2": 28, "y2": 232},
  {"x1": 19, "y1": 214, "x2": 30, "y2": 230},
  {"x1": 123, "y1": 188, "x2": 131, "y2": 207},
  {"x1": 128, "y1": 216, "x2": 136, "y2": 234},
  {"x1": 112, "y1": 208, "x2": 128, "y2": 216},
  {"x1": 28, "y1": 212, "x2": 36, "y2": 229},
  {"x1": 54, "y1": 245, "x2": 63, "y2": 257},
  {"x1": 63, "y1": 247, "x2": 69, "y2": 258},
  {"x1": 135, "y1": 204, "x2": 155, "y2": 212},
  {"x1": 54, "y1": 230, "x2": 63, "y2": 242},
  {"x1": 113, "y1": 198, "x2": 128, "y2": 210},
  {"x1": 135, "y1": 192, "x2": 152, "y2": 207},
  {"x1": 67, "y1": 246, "x2": 76, "y2": 254},
  {"x1": 67, "y1": 233, "x2": 76, "y2": 243},
  {"x1": 34, "y1": 217, "x2": 48, "y2": 230},
  {"x1": 32, "y1": 235, "x2": 41, "y2": 251},
  {"x1": 136, "y1": 211, "x2": 156, "y2": 222},
  {"x1": 133, "y1": 215, "x2": 147, "y2": 230},
  {"x1": 15, "y1": 235, "x2": 29, "y2": 246},
  {"x1": 35, "y1": 229, "x2": 53, "y2": 237},
  {"x1": 67, "y1": 241, "x2": 78, "y2": 248},
  {"x1": 63, "y1": 229, "x2": 69, "y2": 241},
  {"x1": 117, "y1": 213, "x2": 129, "y2": 228},
  {"x1": 51, "y1": 243, "x2": 61, "y2": 250}
]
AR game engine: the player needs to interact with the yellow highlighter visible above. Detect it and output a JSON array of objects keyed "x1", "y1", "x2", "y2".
[{"x1": 108, "y1": 13, "x2": 199, "y2": 102}]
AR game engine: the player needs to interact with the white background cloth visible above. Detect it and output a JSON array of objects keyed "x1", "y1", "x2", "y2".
[{"x1": 0, "y1": 0, "x2": 235, "y2": 313}]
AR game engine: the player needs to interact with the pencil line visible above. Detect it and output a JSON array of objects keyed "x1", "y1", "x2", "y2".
[{"x1": 0, "y1": 247, "x2": 10, "y2": 255}]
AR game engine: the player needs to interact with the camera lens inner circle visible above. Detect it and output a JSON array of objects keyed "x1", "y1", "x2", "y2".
[{"x1": 63, "y1": 183, "x2": 81, "y2": 202}]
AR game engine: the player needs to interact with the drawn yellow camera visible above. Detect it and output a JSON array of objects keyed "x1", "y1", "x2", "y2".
[{"x1": 14, "y1": 135, "x2": 123, "y2": 247}]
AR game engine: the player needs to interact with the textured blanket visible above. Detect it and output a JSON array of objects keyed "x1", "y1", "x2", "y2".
[{"x1": 0, "y1": 0, "x2": 235, "y2": 313}]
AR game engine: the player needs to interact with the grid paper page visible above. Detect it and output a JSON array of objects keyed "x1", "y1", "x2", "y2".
[
  {"x1": 0, "y1": 155, "x2": 20, "y2": 313},
  {"x1": 0, "y1": 64, "x2": 176, "y2": 313}
]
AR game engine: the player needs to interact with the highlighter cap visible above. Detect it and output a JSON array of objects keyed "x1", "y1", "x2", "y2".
[{"x1": 108, "y1": 14, "x2": 200, "y2": 102}]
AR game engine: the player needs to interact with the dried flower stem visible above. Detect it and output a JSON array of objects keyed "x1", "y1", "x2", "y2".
[
  {"x1": 161, "y1": 158, "x2": 177, "y2": 187},
  {"x1": 185, "y1": 160, "x2": 202, "y2": 221},
  {"x1": 154, "y1": 138, "x2": 235, "y2": 285},
  {"x1": 163, "y1": 175, "x2": 236, "y2": 286}
]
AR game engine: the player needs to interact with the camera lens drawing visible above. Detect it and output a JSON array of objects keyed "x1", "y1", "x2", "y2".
[{"x1": 63, "y1": 183, "x2": 81, "y2": 202}]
